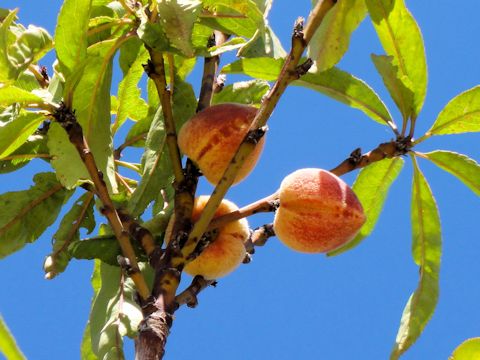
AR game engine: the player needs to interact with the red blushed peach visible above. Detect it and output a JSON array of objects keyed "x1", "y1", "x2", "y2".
[
  {"x1": 167, "y1": 196, "x2": 249, "y2": 279},
  {"x1": 177, "y1": 103, "x2": 265, "y2": 185},
  {"x1": 273, "y1": 168, "x2": 366, "y2": 253}
]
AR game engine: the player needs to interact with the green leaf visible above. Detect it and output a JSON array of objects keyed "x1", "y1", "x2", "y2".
[
  {"x1": 80, "y1": 322, "x2": 98, "y2": 360},
  {"x1": 366, "y1": 0, "x2": 427, "y2": 117},
  {"x1": 44, "y1": 192, "x2": 95, "y2": 279},
  {"x1": 172, "y1": 77, "x2": 197, "y2": 128},
  {"x1": 328, "y1": 157, "x2": 404, "y2": 256},
  {"x1": 450, "y1": 338, "x2": 480, "y2": 360},
  {"x1": 157, "y1": 0, "x2": 202, "y2": 57},
  {"x1": 0, "y1": 134, "x2": 49, "y2": 174},
  {"x1": 371, "y1": 54, "x2": 414, "y2": 121},
  {"x1": 127, "y1": 108, "x2": 172, "y2": 217},
  {"x1": 55, "y1": 0, "x2": 91, "y2": 79},
  {"x1": 47, "y1": 122, "x2": 91, "y2": 189},
  {"x1": 205, "y1": 37, "x2": 246, "y2": 57},
  {"x1": 87, "y1": 261, "x2": 152, "y2": 359},
  {"x1": 0, "y1": 110, "x2": 44, "y2": 158},
  {"x1": 237, "y1": 25, "x2": 286, "y2": 59},
  {"x1": 308, "y1": 0, "x2": 367, "y2": 72},
  {"x1": 390, "y1": 157, "x2": 441, "y2": 359},
  {"x1": 0, "y1": 86, "x2": 45, "y2": 107},
  {"x1": 200, "y1": 0, "x2": 264, "y2": 38},
  {"x1": 49, "y1": 40, "x2": 118, "y2": 191},
  {"x1": 0, "y1": 314, "x2": 26, "y2": 360},
  {"x1": 137, "y1": 17, "x2": 171, "y2": 53},
  {"x1": 221, "y1": 57, "x2": 284, "y2": 81},
  {"x1": 212, "y1": 80, "x2": 270, "y2": 107},
  {"x1": 68, "y1": 235, "x2": 122, "y2": 266},
  {"x1": 8, "y1": 24, "x2": 53, "y2": 73},
  {"x1": 297, "y1": 66, "x2": 394, "y2": 126},
  {"x1": 426, "y1": 86, "x2": 480, "y2": 136},
  {"x1": 421, "y1": 151, "x2": 480, "y2": 196},
  {"x1": 0, "y1": 172, "x2": 72, "y2": 258},
  {"x1": 112, "y1": 44, "x2": 149, "y2": 133},
  {"x1": 0, "y1": 10, "x2": 18, "y2": 83}
]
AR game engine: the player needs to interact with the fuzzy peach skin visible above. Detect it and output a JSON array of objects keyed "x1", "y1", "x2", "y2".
[
  {"x1": 177, "y1": 103, "x2": 265, "y2": 185},
  {"x1": 273, "y1": 168, "x2": 366, "y2": 253},
  {"x1": 166, "y1": 196, "x2": 248, "y2": 279}
]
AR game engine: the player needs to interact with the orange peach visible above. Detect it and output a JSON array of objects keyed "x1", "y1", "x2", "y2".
[
  {"x1": 273, "y1": 168, "x2": 366, "y2": 253},
  {"x1": 177, "y1": 103, "x2": 265, "y2": 185},
  {"x1": 167, "y1": 196, "x2": 248, "y2": 279}
]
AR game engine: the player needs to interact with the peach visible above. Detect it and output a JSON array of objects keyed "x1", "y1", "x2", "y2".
[
  {"x1": 177, "y1": 103, "x2": 265, "y2": 185},
  {"x1": 167, "y1": 196, "x2": 248, "y2": 279},
  {"x1": 273, "y1": 168, "x2": 366, "y2": 253}
]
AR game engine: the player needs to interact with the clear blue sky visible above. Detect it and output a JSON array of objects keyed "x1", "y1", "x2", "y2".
[{"x1": 1, "y1": 1, "x2": 480, "y2": 359}]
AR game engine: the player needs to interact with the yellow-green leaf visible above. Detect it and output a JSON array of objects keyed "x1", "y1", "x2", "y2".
[
  {"x1": 328, "y1": 157, "x2": 404, "y2": 256},
  {"x1": 450, "y1": 338, "x2": 480, "y2": 360},
  {"x1": 427, "y1": 86, "x2": 480, "y2": 136},
  {"x1": 55, "y1": 0, "x2": 91, "y2": 79},
  {"x1": 298, "y1": 66, "x2": 394, "y2": 127},
  {"x1": 390, "y1": 157, "x2": 441, "y2": 359},
  {"x1": 421, "y1": 151, "x2": 480, "y2": 196},
  {"x1": 308, "y1": 0, "x2": 367, "y2": 72},
  {"x1": 366, "y1": 0, "x2": 427, "y2": 117},
  {"x1": 0, "y1": 314, "x2": 26, "y2": 360},
  {"x1": 0, "y1": 86, "x2": 44, "y2": 107},
  {"x1": 0, "y1": 111, "x2": 44, "y2": 158},
  {"x1": 0, "y1": 172, "x2": 72, "y2": 258}
]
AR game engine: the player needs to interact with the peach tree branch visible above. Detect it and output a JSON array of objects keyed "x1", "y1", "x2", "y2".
[{"x1": 52, "y1": 103, "x2": 151, "y2": 301}]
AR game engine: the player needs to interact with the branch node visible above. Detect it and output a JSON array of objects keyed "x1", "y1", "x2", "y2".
[
  {"x1": 245, "y1": 126, "x2": 268, "y2": 145},
  {"x1": 294, "y1": 17, "x2": 305, "y2": 37},
  {"x1": 295, "y1": 58, "x2": 313, "y2": 78},
  {"x1": 348, "y1": 148, "x2": 362, "y2": 165},
  {"x1": 186, "y1": 229, "x2": 219, "y2": 261},
  {"x1": 117, "y1": 255, "x2": 140, "y2": 276}
]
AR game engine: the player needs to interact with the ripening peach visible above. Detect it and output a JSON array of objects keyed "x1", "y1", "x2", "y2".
[
  {"x1": 167, "y1": 196, "x2": 248, "y2": 279},
  {"x1": 273, "y1": 168, "x2": 366, "y2": 253},
  {"x1": 177, "y1": 103, "x2": 265, "y2": 185}
]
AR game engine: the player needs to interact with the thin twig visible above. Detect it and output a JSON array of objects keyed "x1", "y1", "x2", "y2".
[
  {"x1": 174, "y1": 276, "x2": 216, "y2": 309},
  {"x1": 52, "y1": 103, "x2": 150, "y2": 301}
]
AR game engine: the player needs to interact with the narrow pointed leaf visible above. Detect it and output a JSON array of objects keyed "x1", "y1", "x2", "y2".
[
  {"x1": 55, "y1": 0, "x2": 91, "y2": 79},
  {"x1": 237, "y1": 25, "x2": 286, "y2": 59},
  {"x1": 112, "y1": 45, "x2": 149, "y2": 133},
  {"x1": 298, "y1": 66, "x2": 394, "y2": 126},
  {"x1": 308, "y1": 0, "x2": 367, "y2": 72},
  {"x1": 0, "y1": 172, "x2": 72, "y2": 258},
  {"x1": 9, "y1": 24, "x2": 53, "y2": 74},
  {"x1": 421, "y1": 151, "x2": 480, "y2": 196},
  {"x1": 0, "y1": 134, "x2": 49, "y2": 174},
  {"x1": 0, "y1": 111, "x2": 44, "y2": 158},
  {"x1": 88, "y1": 261, "x2": 152, "y2": 359},
  {"x1": 49, "y1": 40, "x2": 118, "y2": 191},
  {"x1": 0, "y1": 86, "x2": 45, "y2": 107},
  {"x1": 328, "y1": 157, "x2": 404, "y2": 256},
  {"x1": 44, "y1": 192, "x2": 95, "y2": 279},
  {"x1": 200, "y1": 0, "x2": 264, "y2": 38},
  {"x1": 127, "y1": 108, "x2": 171, "y2": 217},
  {"x1": 221, "y1": 57, "x2": 283, "y2": 81},
  {"x1": 450, "y1": 338, "x2": 480, "y2": 360},
  {"x1": 371, "y1": 54, "x2": 414, "y2": 121},
  {"x1": 212, "y1": 80, "x2": 270, "y2": 107},
  {"x1": 0, "y1": 315, "x2": 26, "y2": 360},
  {"x1": 427, "y1": 86, "x2": 480, "y2": 136},
  {"x1": 390, "y1": 158, "x2": 441, "y2": 359},
  {"x1": 366, "y1": 0, "x2": 427, "y2": 116},
  {"x1": 157, "y1": 0, "x2": 202, "y2": 57},
  {"x1": 80, "y1": 322, "x2": 98, "y2": 360},
  {"x1": 0, "y1": 10, "x2": 19, "y2": 83}
]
